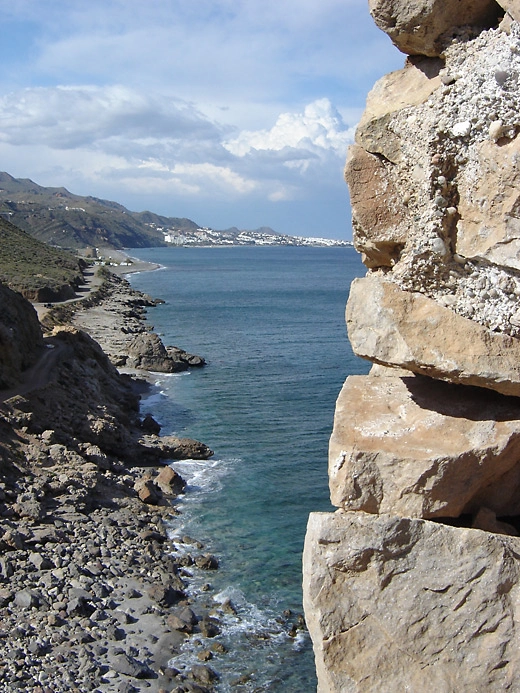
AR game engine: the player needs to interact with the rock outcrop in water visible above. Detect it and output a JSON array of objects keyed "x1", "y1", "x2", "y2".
[{"x1": 303, "y1": 1, "x2": 520, "y2": 690}]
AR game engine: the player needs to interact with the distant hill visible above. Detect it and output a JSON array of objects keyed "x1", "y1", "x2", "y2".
[
  {"x1": 0, "y1": 172, "x2": 195, "y2": 250},
  {"x1": 0, "y1": 215, "x2": 84, "y2": 301},
  {"x1": 0, "y1": 172, "x2": 350, "y2": 249}
]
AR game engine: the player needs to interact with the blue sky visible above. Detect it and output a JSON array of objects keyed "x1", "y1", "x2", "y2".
[{"x1": 0, "y1": 0, "x2": 403, "y2": 239}]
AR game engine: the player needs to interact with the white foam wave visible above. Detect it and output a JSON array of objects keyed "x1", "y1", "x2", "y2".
[
  {"x1": 172, "y1": 456, "x2": 233, "y2": 496},
  {"x1": 139, "y1": 391, "x2": 165, "y2": 408},
  {"x1": 149, "y1": 370, "x2": 191, "y2": 378},
  {"x1": 166, "y1": 581, "x2": 292, "y2": 690}
]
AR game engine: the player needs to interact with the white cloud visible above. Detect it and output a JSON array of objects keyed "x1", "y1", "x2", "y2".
[
  {"x1": 136, "y1": 161, "x2": 257, "y2": 195},
  {"x1": 224, "y1": 99, "x2": 355, "y2": 185},
  {"x1": 0, "y1": 0, "x2": 404, "y2": 236},
  {"x1": 0, "y1": 0, "x2": 403, "y2": 129},
  {"x1": 225, "y1": 98, "x2": 354, "y2": 156},
  {"x1": 0, "y1": 85, "x2": 222, "y2": 150},
  {"x1": 0, "y1": 85, "x2": 353, "y2": 204}
]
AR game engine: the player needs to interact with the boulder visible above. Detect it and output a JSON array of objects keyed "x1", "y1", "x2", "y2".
[
  {"x1": 126, "y1": 333, "x2": 205, "y2": 373},
  {"x1": 303, "y1": 511, "x2": 520, "y2": 693},
  {"x1": 14, "y1": 589, "x2": 40, "y2": 609},
  {"x1": 108, "y1": 651, "x2": 153, "y2": 679},
  {"x1": 126, "y1": 332, "x2": 187, "y2": 373},
  {"x1": 141, "y1": 413, "x2": 161, "y2": 434},
  {"x1": 368, "y1": 0, "x2": 501, "y2": 57},
  {"x1": 134, "y1": 476, "x2": 162, "y2": 505},
  {"x1": 148, "y1": 583, "x2": 184, "y2": 607},
  {"x1": 329, "y1": 370, "x2": 520, "y2": 517},
  {"x1": 156, "y1": 465, "x2": 186, "y2": 495},
  {"x1": 141, "y1": 435, "x2": 213, "y2": 461},
  {"x1": 346, "y1": 273, "x2": 520, "y2": 396},
  {"x1": 167, "y1": 346, "x2": 206, "y2": 367}
]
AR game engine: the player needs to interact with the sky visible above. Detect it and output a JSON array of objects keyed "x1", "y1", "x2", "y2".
[{"x1": 0, "y1": 1, "x2": 404, "y2": 239}]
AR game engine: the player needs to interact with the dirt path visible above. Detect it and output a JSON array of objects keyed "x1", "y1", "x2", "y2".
[
  {"x1": 32, "y1": 252, "x2": 160, "y2": 322},
  {"x1": 32, "y1": 266, "x2": 103, "y2": 321},
  {"x1": 0, "y1": 337, "x2": 67, "y2": 403},
  {"x1": 4, "y1": 252, "x2": 161, "y2": 403}
]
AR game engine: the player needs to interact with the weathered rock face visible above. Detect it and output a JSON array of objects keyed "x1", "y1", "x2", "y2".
[
  {"x1": 456, "y1": 135, "x2": 520, "y2": 269},
  {"x1": 369, "y1": 0, "x2": 501, "y2": 57},
  {"x1": 344, "y1": 22, "x2": 520, "y2": 340},
  {"x1": 345, "y1": 146, "x2": 407, "y2": 268},
  {"x1": 303, "y1": 511, "x2": 520, "y2": 693},
  {"x1": 346, "y1": 273, "x2": 520, "y2": 395},
  {"x1": 0, "y1": 282, "x2": 44, "y2": 389},
  {"x1": 329, "y1": 370, "x2": 520, "y2": 519},
  {"x1": 303, "y1": 3, "x2": 520, "y2": 691}
]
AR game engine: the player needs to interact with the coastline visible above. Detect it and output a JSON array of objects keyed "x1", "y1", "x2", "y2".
[
  {"x1": 0, "y1": 265, "x2": 225, "y2": 692},
  {"x1": 0, "y1": 252, "x2": 311, "y2": 691},
  {"x1": 96, "y1": 248, "x2": 164, "y2": 277}
]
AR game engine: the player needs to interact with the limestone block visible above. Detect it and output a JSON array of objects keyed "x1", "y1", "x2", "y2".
[
  {"x1": 368, "y1": 0, "x2": 501, "y2": 57},
  {"x1": 345, "y1": 145, "x2": 406, "y2": 267},
  {"x1": 497, "y1": 0, "x2": 520, "y2": 21},
  {"x1": 346, "y1": 273, "x2": 520, "y2": 396},
  {"x1": 355, "y1": 57, "x2": 442, "y2": 163},
  {"x1": 329, "y1": 371, "x2": 520, "y2": 517},
  {"x1": 457, "y1": 136, "x2": 520, "y2": 270},
  {"x1": 303, "y1": 511, "x2": 520, "y2": 693}
]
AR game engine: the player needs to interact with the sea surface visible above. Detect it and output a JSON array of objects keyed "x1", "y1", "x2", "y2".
[{"x1": 127, "y1": 245, "x2": 369, "y2": 692}]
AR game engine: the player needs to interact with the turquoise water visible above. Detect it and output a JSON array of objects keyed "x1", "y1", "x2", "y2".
[{"x1": 128, "y1": 246, "x2": 369, "y2": 691}]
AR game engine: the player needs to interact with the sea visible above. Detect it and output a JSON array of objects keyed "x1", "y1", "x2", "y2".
[{"x1": 127, "y1": 245, "x2": 369, "y2": 692}]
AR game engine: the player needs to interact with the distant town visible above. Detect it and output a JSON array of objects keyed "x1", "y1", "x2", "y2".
[{"x1": 147, "y1": 223, "x2": 351, "y2": 248}]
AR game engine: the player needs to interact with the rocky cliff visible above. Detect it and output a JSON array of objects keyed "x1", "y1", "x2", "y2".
[
  {"x1": 0, "y1": 283, "x2": 44, "y2": 389},
  {"x1": 303, "y1": 2, "x2": 520, "y2": 691}
]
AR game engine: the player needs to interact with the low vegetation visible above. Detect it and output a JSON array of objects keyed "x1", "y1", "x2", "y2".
[{"x1": 0, "y1": 216, "x2": 84, "y2": 300}]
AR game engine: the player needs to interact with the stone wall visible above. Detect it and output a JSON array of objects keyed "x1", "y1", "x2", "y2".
[{"x1": 303, "y1": 2, "x2": 520, "y2": 690}]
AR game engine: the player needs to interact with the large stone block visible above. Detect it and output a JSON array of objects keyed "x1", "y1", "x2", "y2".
[
  {"x1": 329, "y1": 370, "x2": 520, "y2": 517},
  {"x1": 346, "y1": 273, "x2": 520, "y2": 396},
  {"x1": 303, "y1": 511, "x2": 520, "y2": 693},
  {"x1": 369, "y1": 0, "x2": 501, "y2": 57},
  {"x1": 497, "y1": 0, "x2": 520, "y2": 22}
]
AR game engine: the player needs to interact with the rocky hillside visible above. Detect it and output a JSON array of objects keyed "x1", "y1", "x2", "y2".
[
  {"x1": 0, "y1": 283, "x2": 44, "y2": 389},
  {"x1": 303, "y1": 1, "x2": 520, "y2": 691},
  {"x1": 0, "y1": 172, "x2": 181, "y2": 249},
  {"x1": 0, "y1": 216, "x2": 84, "y2": 301}
]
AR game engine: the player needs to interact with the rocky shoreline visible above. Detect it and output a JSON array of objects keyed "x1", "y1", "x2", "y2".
[{"x1": 0, "y1": 267, "x2": 238, "y2": 692}]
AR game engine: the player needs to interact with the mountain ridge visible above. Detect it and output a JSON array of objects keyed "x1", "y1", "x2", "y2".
[{"x1": 0, "y1": 172, "x2": 350, "y2": 249}]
